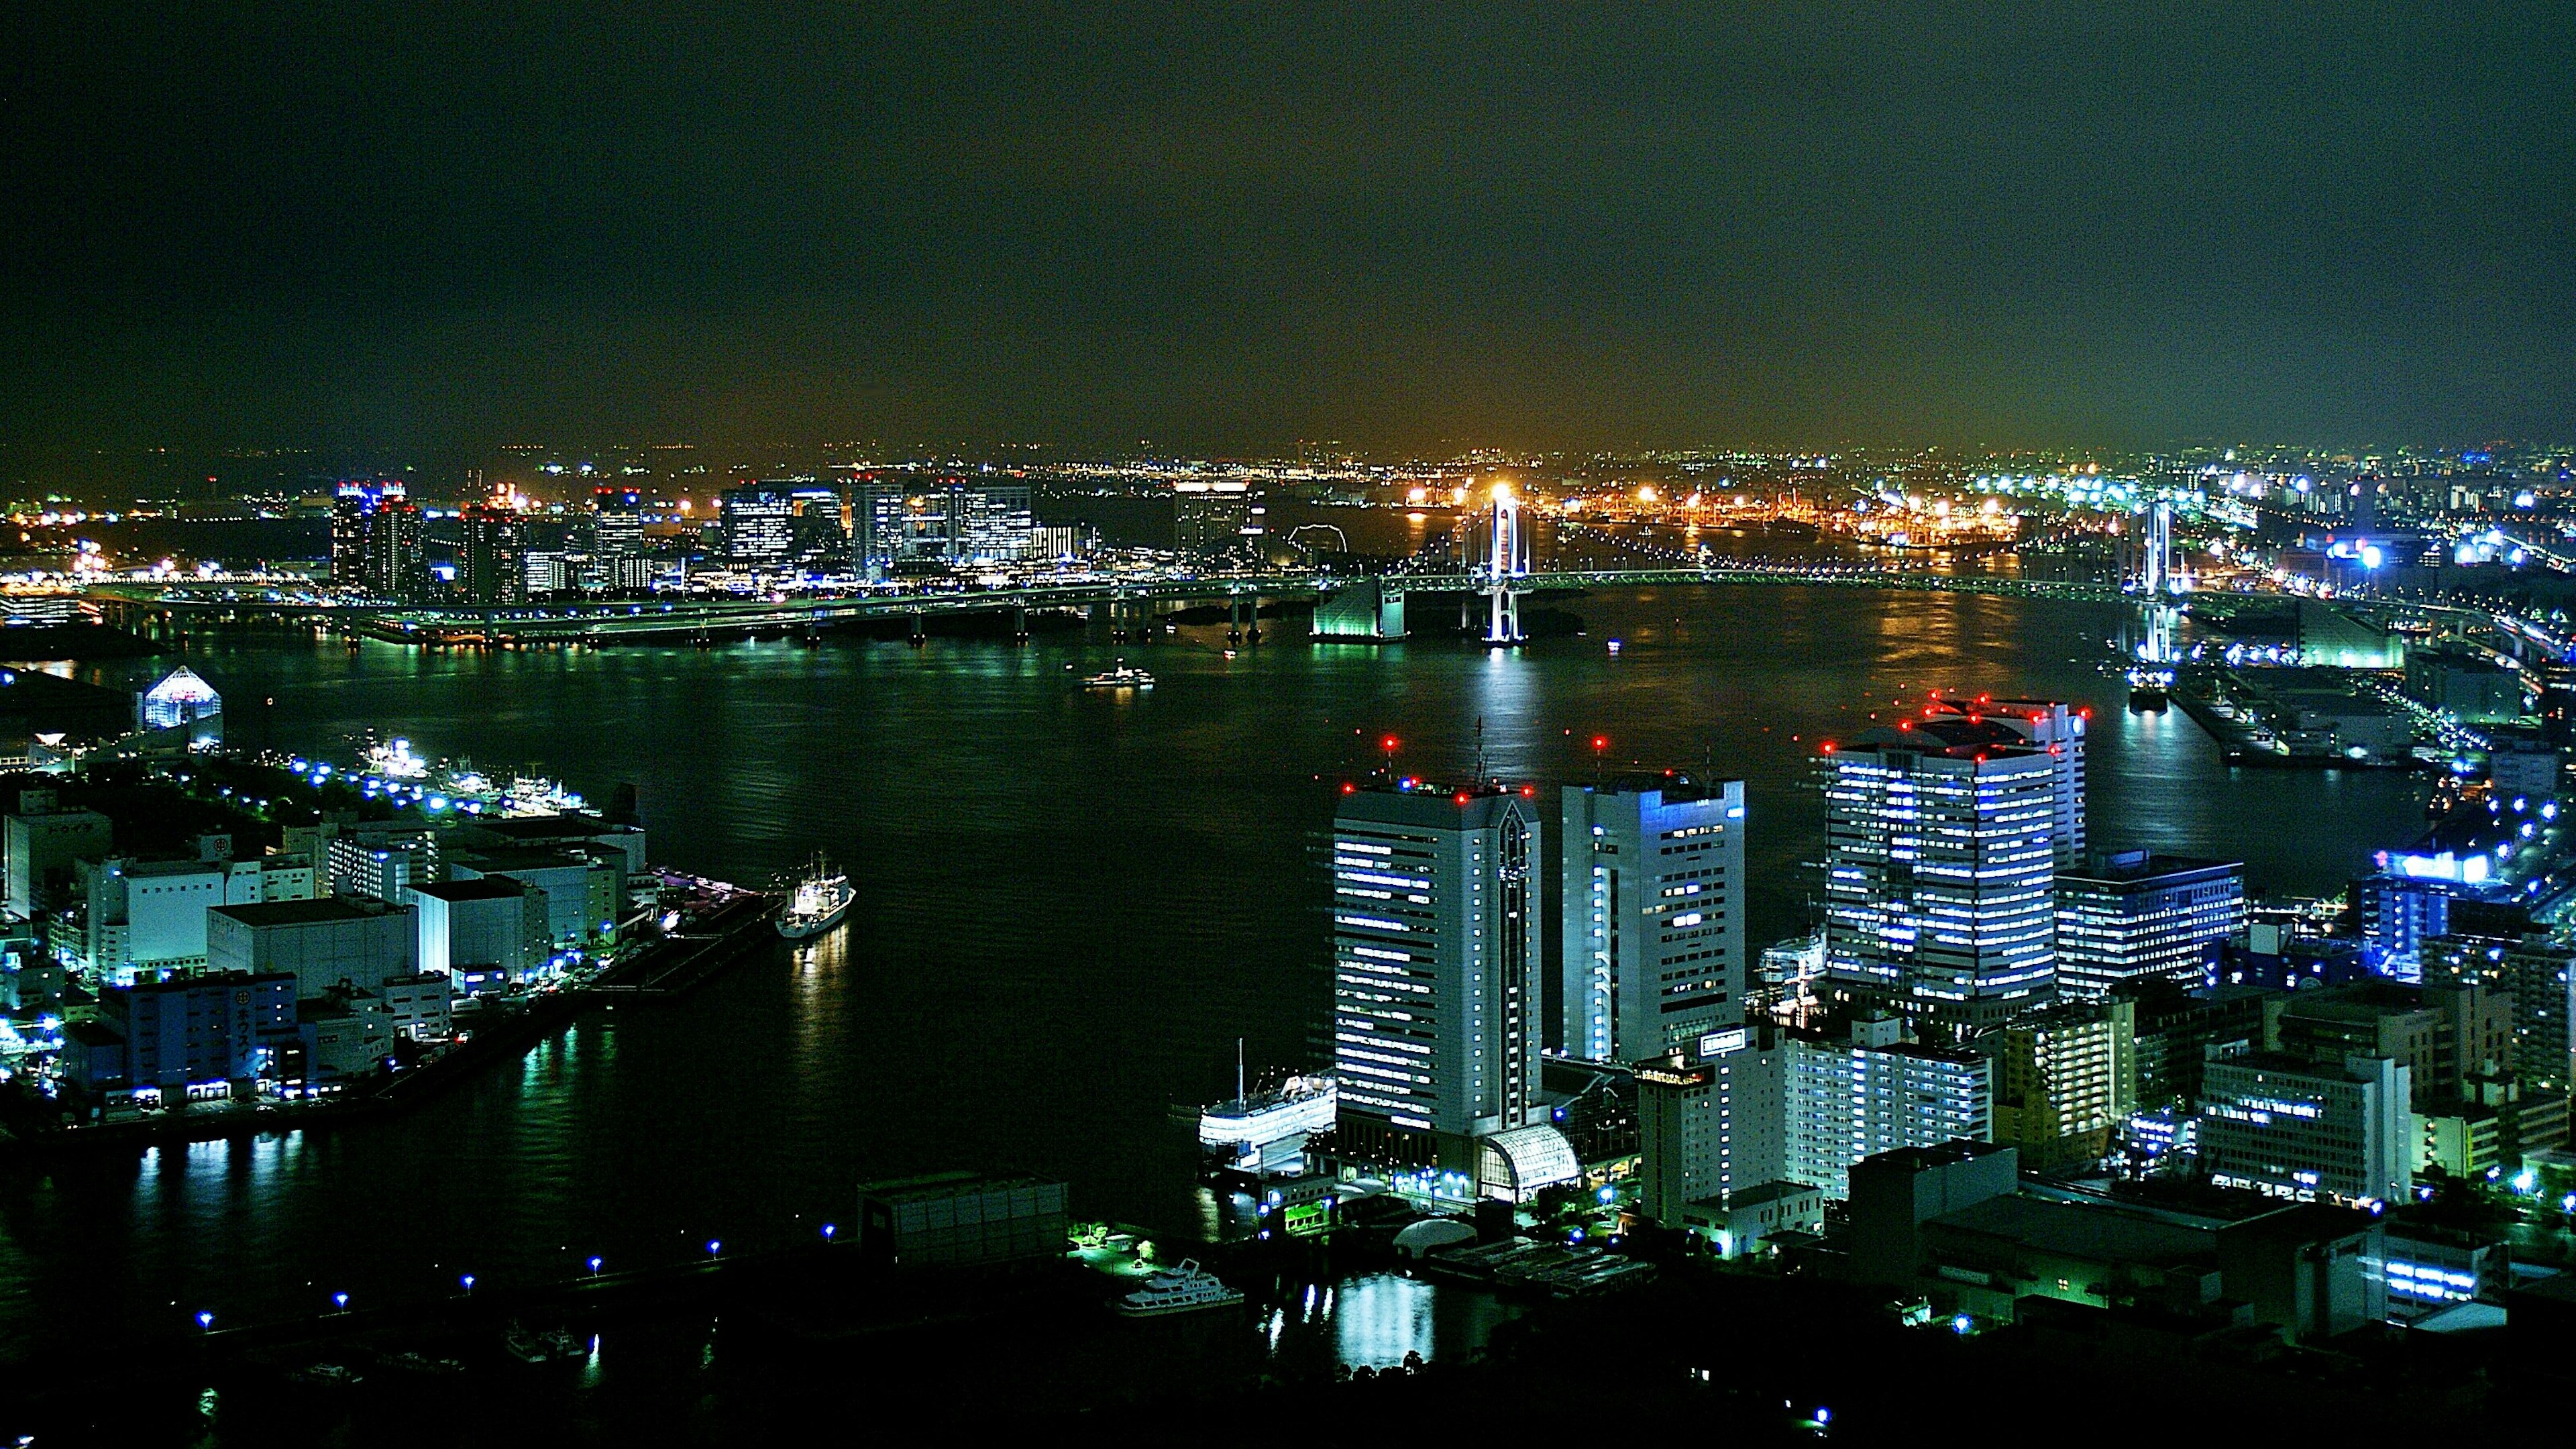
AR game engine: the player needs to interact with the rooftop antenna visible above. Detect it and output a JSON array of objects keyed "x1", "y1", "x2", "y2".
[
  {"x1": 1592, "y1": 733, "x2": 1609, "y2": 786},
  {"x1": 1381, "y1": 734, "x2": 1399, "y2": 779},
  {"x1": 1236, "y1": 1036, "x2": 1245, "y2": 1106},
  {"x1": 1475, "y1": 716, "x2": 1488, "y2": 785}
]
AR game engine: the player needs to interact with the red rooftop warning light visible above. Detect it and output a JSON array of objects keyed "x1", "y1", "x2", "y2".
[
  {"x1": 1820, "y1": 741, "x2": 1837, "y2": 754},
  {"x1": 1454, "y1": 792, "x2": 1472, "y2": 805},
  {"x1": 1342, "y1": 782, "x2": 1356, "y2": 794}
]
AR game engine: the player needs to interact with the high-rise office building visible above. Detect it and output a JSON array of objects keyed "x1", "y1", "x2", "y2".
[
  {"x1": 720, "y1": 486, "x2": 796, "y2": 570},
  {"x1": 1560, "y1": 775, "x2": 1747, "y2": 1064},
  {"x1": 790, "y1": 486, "x2": 849, "y2": 570},
  {"x1": 458, "y1": 502, "x2": 529, "y2": 606},
  {"x1": 1921, "y1": 694, "x2": 2088, "y2": 865},
  {"x1": 330, "y1": 482, "x2": 425, "y2": 601},
  {"x1": 590, "y1": 486, "x2": 651, "y2": 590},
  {"x1": 1173, "y1": 481, "x2": 1267, "y2": 561},
  {"x1": 1330, "y1": 780, "x2": 1544, "y2": 1167},
  {"x1": 2054, "y1": 850, "x2": 2247, "y2": 998},
  {"x1": 854, "y1": 477, "x2": 1034, "y2": 574},
  {"x1": 1783, "y1": 1015, "x2": 1994, "y2": 1199},
  {"x1": 1821, "y1": 727, "x2": 2059, "y2": 1031}
]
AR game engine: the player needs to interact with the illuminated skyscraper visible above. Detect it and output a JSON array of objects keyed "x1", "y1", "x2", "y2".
[
  {"x1": 1172, "y1": 481, "x2": 1265, "y2": 561},
  {"x1": 590, "y1": 486, "x2": 651, "y2": 590},
  {"x1": 1330, "y1": 779, "x2": 1544, "y2": 1167},
  {"x1": 1821, "y1": 725, "x2": 2059, "y2": 1032},
  {"x1": 855, "y1": 477, "x2": 1033, "y2": 576},
  {"x1": 1560, "y1": 775, "x2": 1746, "y2": 1064},
  {"x1": 720, "y1": 485, "x2": 796, "y2": 570},
  {"x1": 330, "y1": 482, "x2": 425, "y2": 602},
  {"x1": 1921, "y1": 694, "x2": 2088, "y2": 866},
  {"x1": 458, "y1": 502, "x2": 529, "y2": 606}
]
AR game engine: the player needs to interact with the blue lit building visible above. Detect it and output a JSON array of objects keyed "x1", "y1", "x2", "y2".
[{"x1": 1330, "y1": 779, "x2": 1543, "y2": 1169}]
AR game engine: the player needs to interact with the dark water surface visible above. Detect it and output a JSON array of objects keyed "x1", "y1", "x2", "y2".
[{"x1": 0, "y1": 586, "x2": 2427, "y2": 1363}]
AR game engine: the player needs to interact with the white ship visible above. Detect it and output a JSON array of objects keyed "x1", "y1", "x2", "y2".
[
  {"x1": 775, "y1": 854, "x2": 853, "y2": 939},
  {"x1": 1199, "y1": 1041, "x2": 1336, "y2": 1177},
  {"x1": 1114, "y1": 1261, "x2": 1244, "y2": 1318},
  {"x1": 1079, "y1": 660, "x2": 1155, "y2": 690}
]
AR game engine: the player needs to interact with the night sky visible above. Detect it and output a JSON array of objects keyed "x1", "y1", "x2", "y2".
[{"x1": 7, "y1": 4, "x2": 2572, "y2": 453}]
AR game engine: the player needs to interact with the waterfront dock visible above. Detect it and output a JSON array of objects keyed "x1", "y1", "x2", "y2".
[{"x1": 0, "y1": 882, "x2": 783, "y2": 1162}]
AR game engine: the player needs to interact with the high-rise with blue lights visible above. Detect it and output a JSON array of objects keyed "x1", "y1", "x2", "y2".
[
  {"x1": 1822, "y1": 727, "x2": 2059, "y2": 1032},
  {"x1": 1560, "y1": 775, "x2": 1747, "y2": 1064},
  {"x1": 1331, "y1": 780, "x2": 1544, "y2": 1168}
]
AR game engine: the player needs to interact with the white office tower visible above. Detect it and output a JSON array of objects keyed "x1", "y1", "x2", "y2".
[
  {"x1": 1921, "y1": 694, "x2": 2088, "y2": 866},
  {"x1": 1332, "y1": 781, "x2": 1544, "y2": 1167},
  {"x1": 1821, "y1": 729, "x2": 2059, "y2": 1033},
  {"x1": 1784, "y1": 1015, "x2": 1994, "y2": 1199},
  {"x1": 1560, "y1": 775, "x2": 1747, "y2": 1065},
  {"x1": 2200, "y1": 1052, "x2": 2412, "y2": 1208}
]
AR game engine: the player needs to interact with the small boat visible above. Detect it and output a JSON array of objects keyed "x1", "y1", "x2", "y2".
[
  {"x1": 539, "y1": 1327, "x2": 584, "y2": 1358},
  {"x1": 775, "y1": 853, "x2": 853, "y2": 940},
  {"x1": 503, "y1": 1320, "x2": 553, "y2": 1362},
  {"x1": 1080, "y1": 660, "x2": 1155, "y2": 691},
  {"x1": 288, "y1": 1362, "x2": 363, "y2": 1386},
  {"x1": 378, "y1": 1349, "x2": 466, "y2": 1377},
  {"x1": 1115, "y1": 1260, "x2": 1245, "y2": 1318}
]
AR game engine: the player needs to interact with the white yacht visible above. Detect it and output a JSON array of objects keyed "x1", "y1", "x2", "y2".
[{"x1": 1114, "y1": 1260, "x2": 1244, "y2": 1318}]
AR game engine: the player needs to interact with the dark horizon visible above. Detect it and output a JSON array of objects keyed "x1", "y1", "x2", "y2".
[{"x1": 9, "y1": 5, "x2": 2573, "y2": 458}]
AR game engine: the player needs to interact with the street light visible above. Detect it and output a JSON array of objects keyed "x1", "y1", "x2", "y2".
[
  {"x1": 333, "y1": 1292, "x2": 348, "y2": 1311},
  {"x1": 460, "y1": 1274, "x2": 476, "y2": 1293},
  {"x1": 588, "y1": 1256, "x2": 604, "y2": 1275},
  {"x1": 196, "y1": 1310, "x2": 215, "y2": 1331},
  {"x1": 706, "y1": 1239, "x2": 722, "y2": 1258}
]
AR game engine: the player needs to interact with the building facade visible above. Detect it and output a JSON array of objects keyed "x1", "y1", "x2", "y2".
[
  {"x1": 1330, "y1": 782, "x2": 1544, "y2": 1166},
  {"x1": 1560, "y1": 776, "x2": 1747, "y2": 1063},
  {"x1": 1821, "y1": 730, "x2": 2059, "y2": 1030},
  {"x1": 1784, "y1": 1016, "x2": 1994, "y2": 1199},
  {"x1": 2200, "y1": 1052, "x2": 2411, "y2": 1207},
  {"x1": 2054, "y1": 851, "x2": 2247, "y2": 999}
]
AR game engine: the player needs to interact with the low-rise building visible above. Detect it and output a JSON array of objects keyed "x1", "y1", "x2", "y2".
[
  {"x1": 447, "y1": 846, "x2": 623, "y2": 947},
  {"x1": 205, "y1": 897, "x2": 418, "y2": 996},
  {"x1": 4, "y1": 789, "x2": 111, "y2": 922},
  {"x1": 406, "y1": 877, "x2": 551, "y2": 986},
  {"x1": 378, "y1": 972, "x2": 453, "y2": 1042}
]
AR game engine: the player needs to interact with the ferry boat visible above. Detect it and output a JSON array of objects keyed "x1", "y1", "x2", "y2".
[
  {"x1": 775, "y1": 854, "x2": 854, "y2": 939},
  {"x1": 1199, "y1": 1045, "x2": 1337, "y2": 1179},
  {"x1": 1114, "y1": 1260, "x2": 1244, "y2": 1318},
  {"x1": 1079, "y1": 660, "x2": 1155, "y2": 690}
]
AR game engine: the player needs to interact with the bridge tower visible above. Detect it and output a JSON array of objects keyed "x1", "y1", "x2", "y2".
[{"x1": 1476, "y1": 488, "x2": 1532, "y2": 645}]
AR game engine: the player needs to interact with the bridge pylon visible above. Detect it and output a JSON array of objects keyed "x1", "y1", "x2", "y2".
[{"x1": 1476, "y1": 489, "x2": 1532, "y2": 645}]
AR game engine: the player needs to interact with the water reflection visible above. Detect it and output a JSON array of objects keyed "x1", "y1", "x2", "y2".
[{"x1": 1332, "y1": 1273, "x2": 1445, "y2": 1369}]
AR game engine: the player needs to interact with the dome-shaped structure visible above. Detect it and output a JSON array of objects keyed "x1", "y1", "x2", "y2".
[
  {"x1": 1477, "y1": 1124, "x2": 1581, "y2": 1203},
  {"x1": 1392, "y1": 1217, "x2": 1479, "y2": 1258}
]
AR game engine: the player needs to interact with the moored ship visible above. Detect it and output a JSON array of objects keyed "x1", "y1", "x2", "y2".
[
  {"x1": 1114, "y1": 1260, "x2": 1244, "y2": 1318},
  {"x1": 775, "y1": 854, "x2": 853, "y2": 939},
  {"x1": 1199, "y1": 1046, "x2": 1337, "y2": 1179}
]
